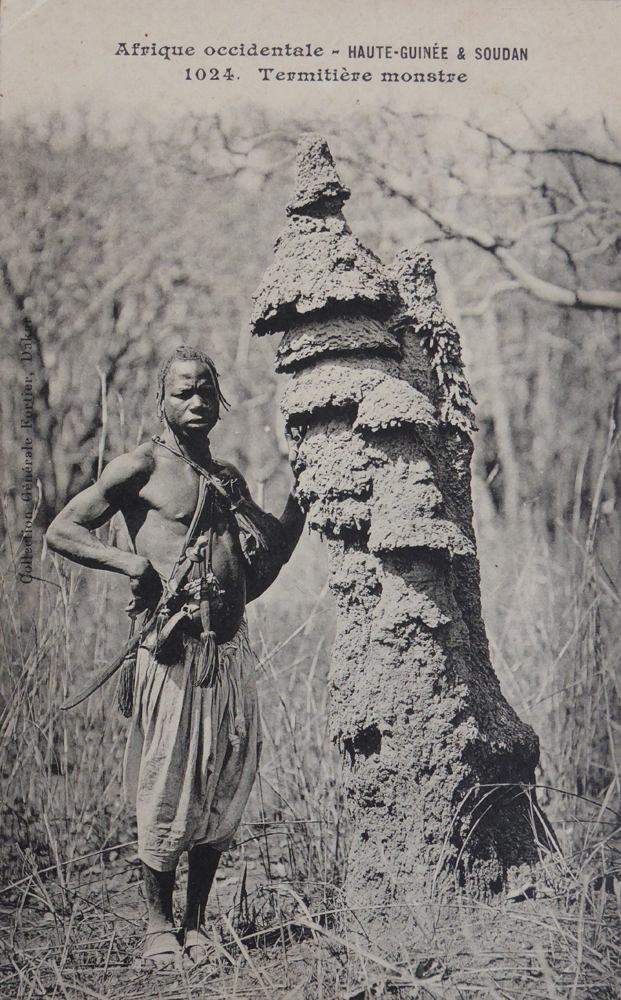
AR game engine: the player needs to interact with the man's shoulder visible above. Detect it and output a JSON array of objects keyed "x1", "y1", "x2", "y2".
[
  {"x1": 99, "y1": 442, "x2": 156, "y2": 491},
  {"x1": 134, "y1": 440, "x2": 160, "y2": 463}
]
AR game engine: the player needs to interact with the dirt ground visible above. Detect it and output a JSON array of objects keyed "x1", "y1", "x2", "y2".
[{"x1": 2, "y1": 832, "x2": 620, "y2": 1000}]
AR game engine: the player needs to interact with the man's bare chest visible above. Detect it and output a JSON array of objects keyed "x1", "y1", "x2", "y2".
[
  {"x1": 129, "y1": 460, "x2": 245, "y2": 586},
  {"x1": 138, "y1": 464, "x2": 232, "y2": 532}
]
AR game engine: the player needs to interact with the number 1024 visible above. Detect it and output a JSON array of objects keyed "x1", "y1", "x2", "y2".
[{"x1": 185, "y1": 67, "x2": 235, "y2": 81}]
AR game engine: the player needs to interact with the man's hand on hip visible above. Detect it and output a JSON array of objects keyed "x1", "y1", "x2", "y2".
[{"x1": 127, "y1": 559, "x2": 163, "y2": 616}]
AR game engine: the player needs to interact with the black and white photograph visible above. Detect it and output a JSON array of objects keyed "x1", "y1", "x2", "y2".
[{"x1": 1, "y1": 1, "x2": 620, "y2": 996}]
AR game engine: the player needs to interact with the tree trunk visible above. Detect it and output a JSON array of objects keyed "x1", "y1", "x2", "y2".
[
  {"x1": 482, "y1": 308, "x2": 520, "y2": 526},
  {"x1": 250, "y1": 134, "x2": 552, "y2": 931}
]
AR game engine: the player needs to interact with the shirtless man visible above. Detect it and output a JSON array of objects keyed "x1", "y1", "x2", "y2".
[{"x1": 46, "y1": 346, "x2": 305, "y2": 968}]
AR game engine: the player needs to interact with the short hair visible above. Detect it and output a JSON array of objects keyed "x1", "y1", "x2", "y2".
[{"x1": 156, "y1": 346, "x2": 230, "y2": 419}]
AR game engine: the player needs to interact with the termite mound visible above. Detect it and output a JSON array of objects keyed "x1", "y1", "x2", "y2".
[{"x1": 251, "y1": 133, "x2": 551, "y2": 932}]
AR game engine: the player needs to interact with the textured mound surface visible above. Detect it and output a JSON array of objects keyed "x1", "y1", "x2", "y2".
[
  {"x1": 282, "y1": 359, "x2": 436, "y2": 428},
  {"x1": 251, "y1": 133, "x2": 550, "y2": 939},
  {"x1": 286, "y1": 132, "x2": 351, "y2": 216},
  {"x1": 251, "y1": 216, "x2": 397, "y2": 336},
  {"x1": 275, "y1": 314, "x2": 400, "y2": 371}
]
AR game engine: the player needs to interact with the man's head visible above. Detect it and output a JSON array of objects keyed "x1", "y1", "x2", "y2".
[{"x1": 156, "y1": 347, "x2": 229, "y2": 437}]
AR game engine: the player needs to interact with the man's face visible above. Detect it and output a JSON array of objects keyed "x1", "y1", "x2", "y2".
[{"x1": 163, "y1": 360, "x2": 220, "y2": 437}]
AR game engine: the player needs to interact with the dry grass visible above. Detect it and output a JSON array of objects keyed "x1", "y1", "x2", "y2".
[{"x1": 1, "y1": 517, "x2": 620, "y2": 999}]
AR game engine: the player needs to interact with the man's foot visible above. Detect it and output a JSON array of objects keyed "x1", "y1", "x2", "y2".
[
  {"x1": 143, "y1": 929, "x2": 189, "y2": 970},
  {"x1": 183, "y1": 926, "x2": 213, "y2": 965}
]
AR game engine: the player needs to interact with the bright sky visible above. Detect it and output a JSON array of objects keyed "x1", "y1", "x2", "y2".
[{"x1": 1, "y1": 0, "x2": 621, "y2": 146}]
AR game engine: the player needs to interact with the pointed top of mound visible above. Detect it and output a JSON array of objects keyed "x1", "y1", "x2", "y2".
[
  {"x1": 250, "y1": 134, "x2": 397, "y2": 337},
  {"x1": 286, "y1": 133, "x2": 351, "y2": 216}
]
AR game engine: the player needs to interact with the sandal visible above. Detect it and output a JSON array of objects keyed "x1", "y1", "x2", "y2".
[
  {"x1": 142, "y1": 929, "x2": 190, "y2": 970},
  {"x1": 183, "y1": 927, "x2": 213, "y2": 965}
]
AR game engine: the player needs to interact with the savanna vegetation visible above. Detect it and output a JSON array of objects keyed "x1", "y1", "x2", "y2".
[{"x1": 0, "y1": 106, "x2": 620, "y2": 997}]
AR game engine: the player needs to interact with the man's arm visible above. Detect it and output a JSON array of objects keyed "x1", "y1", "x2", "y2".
[
  {"x1": 45, "y1": 448, "x2": 162, "y2": 611},
  {"x1": 218, "y1": 453, "x2": 306, "y2": 602},
  {"x1": 276, "y1": 491, "x2": 306, "y2": 564},
  {"x1": 222, "y1": 461, "x2": 306, "y2": 565},
  {"x1": 239, "y1": 485, "x2": 305, "y2": 603},
  {"x1": 279, "y1": 421, "x2": 306, "y2": 563}
]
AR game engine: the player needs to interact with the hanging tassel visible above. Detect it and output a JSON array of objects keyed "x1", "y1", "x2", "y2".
[
  {"x1": 195, "y1": 630, "x2": 218, "y2": 687},
  {"x1": 117, "y1": 647, "x2": 137, "y2": 717},
  {"x1": 117, "y1": 618, "x2": 138, "y2": 717}
]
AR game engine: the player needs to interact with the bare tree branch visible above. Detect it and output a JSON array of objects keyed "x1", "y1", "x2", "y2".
[
  {"x1": 459, "y1": 281, "x2": 523, "y2": 317},
  {"x1": 373, "y1": 167, "x2": 621, "y2": 311},
  {"x1": 512, "y1": 204, "x2": 612, "y2": 242},
  {"x1": 465, "y1": 121, "x2": 621, "y2": 169}
]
